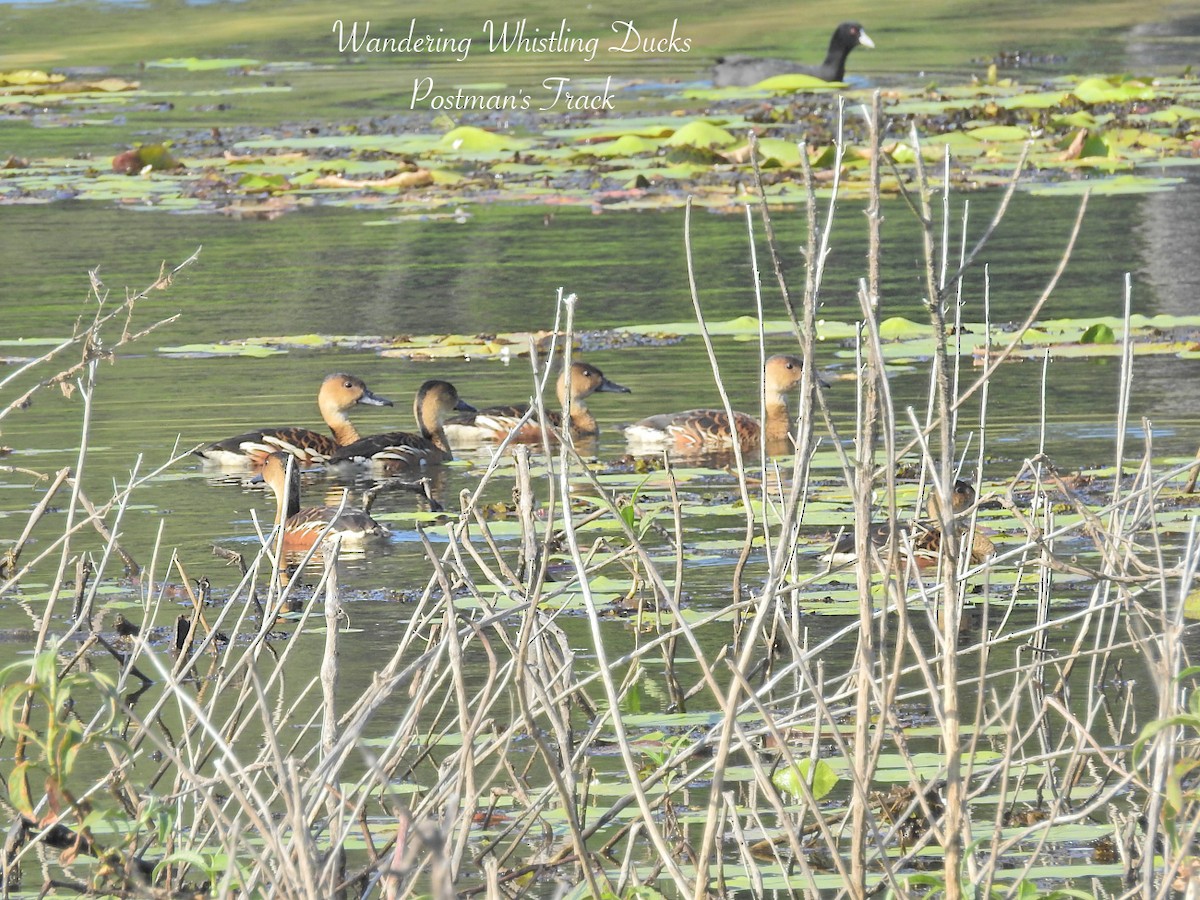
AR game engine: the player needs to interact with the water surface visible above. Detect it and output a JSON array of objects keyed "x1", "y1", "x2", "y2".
[{"x1": 5, "y1": 196, "x2": 1198, "y2": 612}]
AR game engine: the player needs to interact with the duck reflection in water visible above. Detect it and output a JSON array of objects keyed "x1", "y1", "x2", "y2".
[{"x1": 328, "y1": 466, "x2": 450, "y2": 516}]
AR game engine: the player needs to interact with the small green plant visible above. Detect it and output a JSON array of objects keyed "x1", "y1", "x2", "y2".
[
  {"x1": 0, "y1": 650, "x2": 126, "y2": 822},
  {"x1": 1132, "y1": 666, "x2": 1200, "y2": 881},
  {"x1": 771, "y1": 757, "x2": 839, "y2": 802},
  {"x1": 618, "y1": 472, "x2": 661, "y2": 541},
  {"x1": 1079, "y1": 322, "x2": 1116, "y2": 344},
  {"x1": 637, "y1": 730, "x2": 695, "y2": 789},
  {"x1": 0, "y1": 649, "x2": 134, "y2": 881}
]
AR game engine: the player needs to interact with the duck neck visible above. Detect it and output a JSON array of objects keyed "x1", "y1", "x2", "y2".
[
  {"x1": 428, "y1": 425, "x2": 452, "y2": 455},
  {"x1": 274, "y1": 478, "x2": 300, "y2": 526},
  {"x1": 569, "y1": 406, "x2": 598, "y2": 436},
  {"x1": 556, "y1": 378, "x2": 597, "y2": 436},
  {"x1": 321, "y1": 398, "x2": 361, "y2": 445},
  {"x1": 416, "y1": 397, "x2": 453, "y2": 457},
  {"x1": 762, "y1": 393, "x2": 793, "y2": 445}
]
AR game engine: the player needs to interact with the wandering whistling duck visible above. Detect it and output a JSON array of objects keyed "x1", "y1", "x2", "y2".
[
  {"x1": 625, "y1": 354, "x2": 817, "y2": 454},
  {"x1": 923, "y1": 479, "x2": 977, "y2": 525},
  {"x1": 331, "y1": 380, "x2": 475, "y2": 469},
  {"x1": 195, "y1": 373, "x2": 392, "y2": 467},
  {"x1": 443, "y1": 361, "x2": 631, "y2": 445},
  {"x1": 712, "y1": 22, "x2": 875, "y2": 87},
  {"x1": 913, "y1": 480, "x2": 995, "y2": 565},
  {"x1": 258, "y1": 451, "x2": 388, "y2": 552},
  {"x1": 824, "y1": 479, "x2": 995, "y2": 566}
]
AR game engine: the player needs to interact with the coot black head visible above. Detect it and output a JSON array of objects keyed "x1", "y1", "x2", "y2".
[{"x1": 712, "y1": 21, "x2": 875, "y2": 88}]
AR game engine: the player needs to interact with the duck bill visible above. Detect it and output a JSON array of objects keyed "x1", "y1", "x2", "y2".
[
  {"x1": 360, "y1": 389, "x2": 394, "y2": 407},
  {"x1": 858, "y1": 30, "x2": 875, "y2": 49},
  {"x1": 598, "y1": 377, "x2": 632, "y2": 394},
  {"x1": 455, "y1": 398, "x2": 478, "y2": 413}
]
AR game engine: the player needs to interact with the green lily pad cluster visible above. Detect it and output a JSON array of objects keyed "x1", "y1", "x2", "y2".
[
  {"x1": 157, "y1": 329, "x2": 561, "y2": 360},
  {"x1": 0, "y1": 68, "x2": 138, "y2": 94},
  {"x1": 146, "y1": 313, "x2": 1200, "y2": 364},
  {"x1": 619, "y1": 313, "x2": 1200, "y2": 362},
  {"x1": 0, "y1": 64, "x2": 1196, "y2": 213}
]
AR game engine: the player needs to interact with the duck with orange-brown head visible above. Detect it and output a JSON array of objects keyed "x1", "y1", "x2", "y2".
[
  {"x1": 259, "y1": 451, "x2": 388, "y2": 553},
  {"x1": 444, "y1": 361, "x2": 630, "y2": 446},
  {"x1": 913, "y1": 479, "x2": 994, "y2": 566},
  {"x1": 331, "y1": 380, "x2": 475, "y2": 470},
  {"x1": 823, "y1": 478, "x2": 994, "y2": 567},
  {"x1": 196, "y1": 373, "x2": 392, "y2": 468},
  {"x1": 625, "y1": 354, "x2": 816, "y2": 455}
]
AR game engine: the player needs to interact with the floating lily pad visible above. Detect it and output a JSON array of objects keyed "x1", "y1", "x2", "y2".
[
  {"x1": 0, "y1": 69, "x2": 64, "y2": 86},
  {"x1": 1185, "y1": 589, "x2": 1200, "y2": 620},
  {"x1": 157, "y1": 342, "x2": 284, "y2": 358},
  {"x1": 1026, "y1": 174, "x2": 1185, "y2": 195},
  {"x1": 440, "y1": 125, "x2": 530, "y2": 153},
  {"x1": 752, "y1": 138, "x2": 805, "y2": 166},
  {"x1": 1079, "y1": 323, "x2": 1116, "y2": 344},
  {"x1": 999, "y1": 90, "x2": 1070, "y2": 110},
  {"x1": 147, "y1": 57, "x2": 262, "y2": 71},
  {"x1": 1072, "y1": 76, "x2": 1155, "y2": 105},
  {"x1": 586, "y1": 134, "x2": 662, "y2": 157},
  {"x1": 664, "y1": 120, "x2": 738, "y2": 149},
  {"x1": 966, "y1": 125, "x2": 1031, "y2": 142},
  {"x1": 772, "y1": 758, "x2": 838, "y2": 801},
  {"x1": 878, "y1": 317, "x2": 930, "y2": 340},
  {"x1": 755, "y1": 73, "x2": 842, "y2": 92}
]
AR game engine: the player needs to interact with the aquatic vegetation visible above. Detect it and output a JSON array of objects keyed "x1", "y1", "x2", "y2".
[
  {"x1": 146, "y1": 311, "x2": 1200, "y2": 364},
  {"x1": 157, "y1": 328, "x2": 560, "y2": 360},
  {"x1": 110, "y1": 142, "x2": 183, "y2": 175},
  {"x1": 0, "y1": 60, "x2": 1197, "y2": 212}
]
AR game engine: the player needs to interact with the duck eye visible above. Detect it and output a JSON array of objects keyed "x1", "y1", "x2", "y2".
[{"x1": 344, "y1": 380, "x2": 354, "y2": 388}]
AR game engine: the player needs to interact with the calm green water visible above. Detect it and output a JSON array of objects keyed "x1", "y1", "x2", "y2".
[
  {"x1": 6, "y1": 188, "x2": 1198, "y2": 340},
  {"x1": 4, "y1": 196, "x2": 1200, "y2": 608}
]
